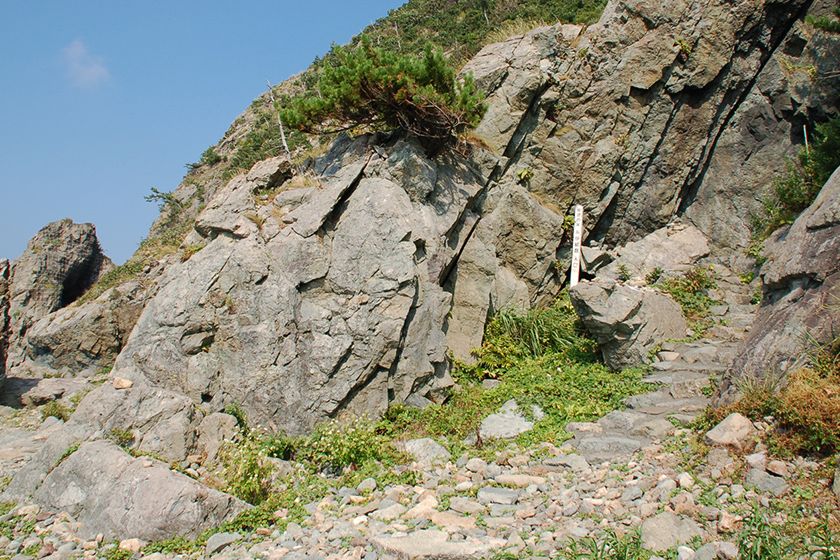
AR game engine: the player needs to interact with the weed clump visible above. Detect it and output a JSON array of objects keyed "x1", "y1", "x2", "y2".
[
  {"x1": 658, "y1": 266, "x2": 718, "y2": 321},
  {"x1": 706, "y1": 335, "x2": 839, "y2": 456},
  {"x1": 217, "y1": 432, "x2": 273, "y2": 505},
  {"x1": 41, "y1": 401, "x2": 71, "y2": 422},
  {"x1": 295, "y1": 417, "x2": 402, "y2": 472}
]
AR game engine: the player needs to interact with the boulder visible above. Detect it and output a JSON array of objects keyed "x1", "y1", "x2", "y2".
[
  {"x1": 718, "y1": 168, "x2": 840, "y2": 403},
  {"x1": 372, "y1": 529, "x2": 505, "y2": 560},
  {"x1": 28, "y1": 440, "x2": 246, "y2": 540},
  {"x1": 196, "y1": 412, "x2": 240, "y2": 463},
  {"x1": 17, "y1": 281, "x2": 147, "y2": 377},
  {"x1": 705, "y1": 413, "x2": 756, "y2": 451},
  {"x1": 204, "y1": 532, "x2": 242, "y2": 555},
  {"x1": 109, "y1": 138, "x2": 488, "y2": 435},
  {"x1": 745, "y1": 469, "x2": 788, "y2": 497},
  {"x1": 641, "y1": 512, "x2": 703, "y2": 551},
  {"x1": 570, "y1": 279, "x2": 687, "y2": 369},
  {"x1": 401, "y1": 438, "x2": 451, "y2": 467},
  {"x1": 19, "y1": 378, "x2": 88, "y2": 406},
  {"x1": 5, "y1": 220, "x2": 113, "y2": 371}
]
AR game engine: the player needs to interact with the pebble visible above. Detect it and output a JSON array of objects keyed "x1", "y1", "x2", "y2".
[{"x1": 0, "y1": 323, "x2": 827, "y2": 560}]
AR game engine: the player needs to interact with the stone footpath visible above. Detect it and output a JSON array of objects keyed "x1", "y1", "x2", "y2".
[{"x1": 0, "y1": 289, "x2": 818, "y2": 560}]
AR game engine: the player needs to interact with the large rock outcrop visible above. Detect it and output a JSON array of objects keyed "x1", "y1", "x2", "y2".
[
  {"x1": 718, "y1": 167, "x2": 840, "y2": 402},
  {"x1": 27, "y1": 440, "x2": 247, "y2": 540},
  {"x1": 39, "y1": 0, "x2": 834, "y2": 436},
  {"x1": 109, "y1": 141, "x2": 487, "y2": 436},
  {"x1": 4, "y1": 0, "x2": 838, "y2": 542},
  {"x1": 570, "y1": 279, "x2": 687, "y2": 369},
  {"x1": 19, "y1": 281, "x2": 147, "y2": 377},
  {"x1": 4, "y1": 220, "x2": 112, "y2": 373}
]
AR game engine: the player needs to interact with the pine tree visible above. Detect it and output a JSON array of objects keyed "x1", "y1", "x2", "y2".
[{"x1": 281, "y1": 40, "x2": 487, "y2": 153}]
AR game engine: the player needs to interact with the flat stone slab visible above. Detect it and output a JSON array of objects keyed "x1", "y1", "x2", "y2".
[
  {"x1": 205, "y1": 532, "x2": 241, "y2": 555},
  {"x1": 478, "y1": 400, "x2": 543, "y2": 440},
  {"x1": 402, "y1": 438, "x2": 451, "y2": 467},
  {"x1": 745, "y1": 469, "x2": 788, "y2": 496},
  {"x1": 477, "y1": 486, "x2": 520, "y2": 505},
  {"x1": 372, "y1": 529, "x2": 505, "y2": 559},
  {"x1": 573, "y1": 435, "x2": 646, "y2": 463}
]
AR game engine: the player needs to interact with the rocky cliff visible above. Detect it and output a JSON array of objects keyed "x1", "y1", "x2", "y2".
[
  {"x1": 718, "y1": 165, "x2": 840, "y2": 402},
  {"x1": 1, "y1": 0, "x2": 838, "y2": 541},
  {"x1": 3, "y1": 0, "x2": 837, "y2": 432}
]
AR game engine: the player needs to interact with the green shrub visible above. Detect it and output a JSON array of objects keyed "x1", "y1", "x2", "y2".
[
  {"x1": 282, "y1": 40, "x2": 486, "y2": 153},
  {"x1": 56, "y1": 442, "x2": 80, "y2": 466},
  {"x1": 561, "y1": 528, "x2": 645, "y2": 560},
  {"x1": 142, "y1": 536, "x2": 198, "y2": 556},
  {"x1": 296, "y1": 417, "x2": 400, "y2": 471},
  {"x1": 108, "y1": 428, "x2": 135, "y2": 448},
  {"x1": 223, "y1": 403, "x2": 249, "y2": 435},
  {"x1": 101, "y1": 544, "x2": 133, "y2": 560},
  {"x1": 617, "y1": 264, "x2": 631, "y2": 283},
  {"x1": 755, "y1": 117, "x2": 840, "y2": 240},
  {"x1": 41, "y1": 401, "x2": 71, "y2": 422},
  {"x1": 659, "y1": 266, "x2": 718, "y2": 320},
  {"x1": 259, "y1": 432, "x2": 296, "y2": 460},
  {"x1": 806, "y1": 8, "x2": 840, "y2": 33},
  {"x1": 645, "y1": 267, "x2": 664, "y2": 285},
  {"x1": 225, "y1": 116, "x2": 290, "y2": 178},
  {"x1": 187, "y1": 147, "x2": 223, "y2": 170},
  {"x1": 407, "y1": 292, "x2": 648, "y2": 448},
  {"x1": 217, "y1": 432, "x2": 274, "y2": 505}
]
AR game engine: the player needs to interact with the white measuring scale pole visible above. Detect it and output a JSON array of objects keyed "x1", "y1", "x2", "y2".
[{"x1": 570, "y1": 204, "x2": 584, "y2": 288}]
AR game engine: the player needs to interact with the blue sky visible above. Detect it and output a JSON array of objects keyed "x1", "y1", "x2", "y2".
[{"x1": 0, "y1": 1, "x2": 404, "y2": 263}]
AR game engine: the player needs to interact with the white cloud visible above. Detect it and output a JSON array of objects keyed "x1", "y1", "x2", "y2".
[{"x1": 62, "y1": 39, "x2": 109, "y2": 89}]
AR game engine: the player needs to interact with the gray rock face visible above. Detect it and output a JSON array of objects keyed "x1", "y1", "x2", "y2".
[
  {"x1": 17, "y1": 281, "x2": 146, "y2": 377},
  {"x1": 570, "y1": 279, "x2": 687, "y2": 369},
  {"x1": 5, "y1": 220, "x2": 112, "y2": 372},
  {"x1": 7, "y1": 0, "x2": 832, "y2": 452},
  {"x1": 719, "y1": 168, "x2": 840, "y2": 402},
  {"x1": 109, "y1": 140, "x2": 490, "y2": 435},
  {"x1": 28, "y1": 440, "x2": 246, "y2": 540},
  {"x1": 599, "y1": 223, "x2": 710, "y2": 284}
]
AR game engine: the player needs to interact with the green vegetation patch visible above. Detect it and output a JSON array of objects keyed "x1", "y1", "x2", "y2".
[
  {"x1": 658, "y1": 266, "x2": 718, "y2": 321},
  {"x1": 385, "y1": 292, "x2": 650, "y2": 452},
  {"x1": 752, "y1": 117, "x2": 840, "y2": 242}
]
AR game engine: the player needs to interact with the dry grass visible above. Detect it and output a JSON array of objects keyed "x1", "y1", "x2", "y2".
[
  {"x1": 483, "y1": 19, "x2": 549, "y2": 46},
  {"x1": 773, "y1": 368, "x2": 840, "y2": 455}
]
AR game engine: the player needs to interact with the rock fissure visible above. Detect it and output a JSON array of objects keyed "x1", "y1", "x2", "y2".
[{"x1": 676, "y1": 1, "x2": 813, "y2": 216}]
